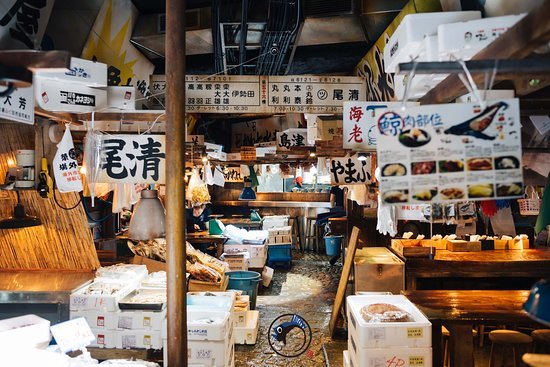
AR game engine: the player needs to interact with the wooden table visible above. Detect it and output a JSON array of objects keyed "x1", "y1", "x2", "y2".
[
  {"x1": 404, "y1": 249, "x2": 550, "y2": 290},
  {"x1": 186, "y1": 231, "x2": 227, "y2": 258},
  {"x1": 403, "y1": 290, "x2": 542, "y2": 367}
]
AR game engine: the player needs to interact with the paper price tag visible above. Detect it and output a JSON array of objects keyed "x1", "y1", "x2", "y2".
[
  {"x1": 368, "y1": 327, "x2": 386, "y2": 340},
  {"x1": 122, "y1": 335, "x2": 137, "y2": 349},
  {"x1": 118, "y1": 315, "x2": 133, "y2": 329},
  {"x1": 409, "y1": 356, "x2": 425, "y2": 366},
  {"x1": 50, "y1": 317, "x2": 95, "y2": 352},
  {"x1": 196, "y1": 349, "x2": 213, "y2": 359},
  {"x1": 407, "y1": 327, "x2": 424, "y2": 338}
]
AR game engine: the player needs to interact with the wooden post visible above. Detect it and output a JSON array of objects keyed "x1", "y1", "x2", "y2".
[{"x1": 166, "y1": 0, "x2": 187, "y2": 366}]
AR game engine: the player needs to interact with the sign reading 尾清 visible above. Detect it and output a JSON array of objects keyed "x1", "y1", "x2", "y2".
[
  {"x1": 343, "y1": 102, "x2": 404, "y2": 150},
  {"x1": 375, "y1": 99, "x2": 523, "y2": 205},
  {"x1": 0, "y1": 86, "x2": 34, "y2": 124},
  {"x1": 99, "y1": 135, "x2": 165, "y2": 184},
  {"x1": 149, "y1": 75, "x2": 367, "y2": 114},
  {"x1": 277, "y1": 128, "x2": 310, "y2": 151},
  {"x1": 329, "y1": 155, "x2": 372, "y2": 185}
]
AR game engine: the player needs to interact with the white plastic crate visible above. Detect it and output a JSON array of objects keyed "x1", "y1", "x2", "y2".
[
  {"x1": 0, "y1": 314, "x2": 51, "y2": 349},
  {"x1": 70, "y1": 281, "x2": 136, "y2": 312},
  {"x1": 348, "y1": 335, "x2": 432, "y2": 367},
  {"x1": 384, "y1": 11, "x2": 481, "y2": 73},
  {"x1": 346, "y1": 295, "x2": 431, "y2": 348},
  {"x1": 438, "y1": 14, "x2": 526, "y2": 61},
  {"x1": 187, "y1": 310, "x2": 231, "y2": 341},
  {"x1": 89, "y1": 328, "x2": 116, "y2": 349},
  {"x1": 70, "y1": 309, "x2": 119, "y2": 330},
  {"x1": 234, "y1": 310, "x2": 259, "y2": 345}
]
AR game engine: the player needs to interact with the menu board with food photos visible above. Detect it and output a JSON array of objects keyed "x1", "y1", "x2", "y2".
[{"x1": 375, "y1": 99, "x2": 523, "y2": 204}]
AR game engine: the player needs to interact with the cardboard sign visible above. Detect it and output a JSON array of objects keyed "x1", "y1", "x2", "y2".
[
  {"x1": 224, "y1": 166, "x2": 243, "y2": 182},
  {"x1": 98, "y1": 135, "x2": 166, "y2": 184},
  {"x1": 50, "y1": 317, "x2": 95, "y2": 353},
  {"x1": 277, "y1": 128, "x2": 309, "y2": 151},
  {"x1": 375, "y1": 99, "x2": 523, "y2": 204},
  {"x1": 0, "y1": 86, "x2": 34, "y2": 124},
  {"x1": 329, "y1": 155, "x2": 372, "y2": 185},
  {"x1": 343, "y1": 102, "x2": 404, "y2": 150}
]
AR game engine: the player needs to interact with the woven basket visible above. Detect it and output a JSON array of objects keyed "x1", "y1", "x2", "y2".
[{"x1": 518, "y1": 186, "x2": 541, "y2": 216}]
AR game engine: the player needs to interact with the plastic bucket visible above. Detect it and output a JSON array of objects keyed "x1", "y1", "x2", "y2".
[
  {"x1": 226, "y1": 271, "x2": 261, "y2": 310},
  {"x1": 324, "y1": 235, "x2": 343, "y2": 256}
]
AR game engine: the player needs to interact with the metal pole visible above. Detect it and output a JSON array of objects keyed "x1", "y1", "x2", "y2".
[{"x1": 166, "y1": 0, "x2": 186, "y2": 366}]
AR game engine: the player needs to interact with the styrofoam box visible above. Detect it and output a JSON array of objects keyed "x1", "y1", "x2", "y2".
[
  {"x1": 224, "y1": 244, "x2": 266, "y2": 259},
  {"x1": 34, "y1": 78, "x2": 108, "y2": 113},
  {"x1": 346, "y1": 295, "x2": 432, "y2": 348},
  {"x1": 116, "y1": 329, "x2": 163, "y2": 349},
  {"x1": 384, "y1": 11, "x2": 481, "y2": 73},
  {"x1": 0, "y1": 314, "x2": 51, "y2": 349},
  {"x1": 262, "y1": 215, "x2": 289, "y2": 230},
  {"x1": 70, "y1": 281, "x2": 136, "y2": 312},
  {"x1": 394, "y1": 73, "x2": 446, "y2": 100},
  {"x1": 348, "y1": 336, "x2": 432, "y2": 367},
  {"x1": 96, "y1": 264, "x2": 149, "y2": 282},
  {"x1": 188, "y1": 310, "x2": 231, "y2": 341},
  {"x1": 188, "y1": 336, "x2": 234, "y2": 367},
  {"x1": 117, "y1": 308, "x2": 167, "y2": 331},
  {"x1": 343, "y1": 350, "x2": 351, "y2": 367},
  {"x1": 187, "y1": 295, "x2": 234, "y2": 313},
  {"x1": 163, "y1": 339, "x2": 233, "y2": 367},
  {"x1": 234, "y1": 310, "x2": 259, "y2": 345},
  {"x1": 89, "y1": 328, "x2": 116, "y2": 349},
  {"x1": 223, "y1": 253, "x2": 249, "y2": 271},
  {"x1": 35, "y1": 57, "x2": 107, "y2": 87},
  {"x1": 234, "y1": 295, "x2": 250, "y2": 328},
  {"x1": 248, "y1": 254, "x2": 267, "y2": 269},
  {"x1": 438, "y1": 14, "x2": 526, "y2": 61},
  {"x1": 106, "y1": 86, "x2": 137, "y2": 110},
  {"x1": 70, "y1": 309, "x2": 119, "y2": 330}
]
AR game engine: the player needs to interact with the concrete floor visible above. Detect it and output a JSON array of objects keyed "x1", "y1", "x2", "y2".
[{"x1": 233, "y1": 252, "x2": 542, "y2": 367}]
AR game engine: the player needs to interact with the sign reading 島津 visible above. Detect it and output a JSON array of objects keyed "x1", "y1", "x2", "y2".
[
  {"x1": 375, "y1": 99, "x2": 523, "y2": 205},
  {"x1": 277, "y1": 129, "x2": 310, "y2": 151},
  {"x1": 149, "y1": 75, "x2": 367, "y2": 114},
  {"x1": 99, "y1": 135, "x2": 166, "y2": 184}
]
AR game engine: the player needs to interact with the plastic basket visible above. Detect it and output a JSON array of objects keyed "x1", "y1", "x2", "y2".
[{"x1": 518, "y1": 186, "x2": 541, "y2": 216}]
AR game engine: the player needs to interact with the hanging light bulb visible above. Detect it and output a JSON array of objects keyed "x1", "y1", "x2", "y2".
[
  {"x1": 202, "y1": 156, "x2": 208, "y2": 164},
  {"x1": 128, "y1": 189, "x2": 166, "y2": 240}
]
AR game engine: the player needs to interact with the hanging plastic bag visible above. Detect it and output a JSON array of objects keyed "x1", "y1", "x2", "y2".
[
  {"x1": 240, "y1": 165, "x2": 250, "y2": 177},
  {"x1": 213, "y1": 165, "x2": 225, "y2": 187},
  {"x1": 83, "y1": 129, "x2": 105, "y2": 206},
  {"x1": 187, "y1": 168, "x2": 211, "y2": 205},
  {"x1": 53, "y1": 126, "x2": 83, "y2": 193},
  {"x1": 374, "y1": 167, "x2": 397, "y2": 236},
  {"x1": 204, "y1": 162, "x2": 214, "y2": 186}
]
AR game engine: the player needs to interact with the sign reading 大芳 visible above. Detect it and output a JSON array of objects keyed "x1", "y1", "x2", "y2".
[
  {"x1": 329, "y1": 155, "x2": 372, "y2": 185},
  {"x1": 375, "y1": 99, "x2": 523, "y2": 205},
  {"x1": 149, "y1": 75, "x2": 367, "y2": 114},
  {"x1": 0, "y1": 86, "x2": 34, "y2": 124},
  {"x1": 99, "y1": 135, "x2": 166, "y2": 184}
]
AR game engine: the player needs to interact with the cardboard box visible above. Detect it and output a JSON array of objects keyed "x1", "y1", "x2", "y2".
[
  {"x1": 222, "y1": 252, "x2": 249, "y2": 271},
  {"x1": 354, "y1": 248, "x2": 404, "y2": 295},
  {"x1": 226, "y1": 153, "x2": 241, "y2": 161},
  {"x1": 384, "y1": 11, "x2": 481, "y2": 73},
  {"x1": 249, "y1": 255, "x2": 267, "y2": 269},
  {"x1": 116, "y1": 329, "x2": 163, "y2": 349},
  {"x1": 316, "y1": 116, "x2": 343, "y2": 141},
  {"x1": 347, "y1": 295, "x2": 432, "y2": 349},
  {"x1": 132, "y1": 256, "x2": 167, "y2": 273}
]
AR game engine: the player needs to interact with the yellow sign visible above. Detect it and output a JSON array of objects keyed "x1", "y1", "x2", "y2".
[
  {"x1": 409, "y1": 356, "x2": 425, "y2": 366},
  {"x1": 407, "y1": 327, "x2": 424, "y2": 338}
]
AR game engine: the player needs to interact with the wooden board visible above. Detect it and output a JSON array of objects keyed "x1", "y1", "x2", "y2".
[{"x1": 329, "y1": 226, "x2": 359, "y2": 338}]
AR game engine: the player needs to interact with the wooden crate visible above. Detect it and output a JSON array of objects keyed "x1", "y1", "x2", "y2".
[
  {"x1": 391, "y1": 239, "x2": 434, "y2": 258},
  {"x1": 188, "y1": 274, "x2": 229, "y2": 292},
  {"x1": 447, "y1": 240, "x2": 481, "y2": 252}
]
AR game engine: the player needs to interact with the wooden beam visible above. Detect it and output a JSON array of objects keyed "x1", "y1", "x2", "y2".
[
  {"x1": 0, "y1": 50, "x2": 71, "y2": 70},
  {"x1": 419, "y1": 0, "x2": 550, "y2": 104},
  {"x1": 76, "y1": 111, "x2": 166, "y2": 123}
]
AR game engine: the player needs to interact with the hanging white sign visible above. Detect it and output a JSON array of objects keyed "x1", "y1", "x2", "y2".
[
  {"x1": 276, "y1": 128, "x2": 309, "y2": 151},
  {"x1": 329, "y1": 155, "x2": 372, "y2": 185},
  {"x1": 149, "y1": 75, "x2": 367, "y2": 114},
  {"x1": 0, "y1": 86, "x2": 34, "y2": 124},
  {"x1": 98, "y1": 134, "x2": 166, "y2": 184},
  {"x1": 0, "y1": 0, "x2": 56, "y2": 49},
  {"x1": 53, "y1": 128, "x2": 83, "y2": 193},
  {"x1": 375, "y1": 99, "x2": 523, "y2": 205},
  {"x1": 343, "y1": 102, "x2": 404, "y2": 150}
]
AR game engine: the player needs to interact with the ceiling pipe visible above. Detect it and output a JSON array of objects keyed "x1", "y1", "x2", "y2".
[{"x1": 165, "y1": 0, "x2": 187, "y2": 366}]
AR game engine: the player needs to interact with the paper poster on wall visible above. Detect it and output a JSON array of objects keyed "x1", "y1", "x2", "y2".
[
  {"x1": 343, "y1": 102, "x2": 405, "y2": 150},
  {"x1": 224, "y1": 166, "x2": 243, "y2": 182},
  {"x1": 0, "y1": 86, "x2": 34, "y2": 124},
  {"x1": 98, "y1": 135, "x2": 165, "y2": 184},
  {"x1": 329, "y1": 155, "x2": 372, "y2": 185},
  {"x1": 375, "y1": 99, "x2": 523, "y2": 205}
]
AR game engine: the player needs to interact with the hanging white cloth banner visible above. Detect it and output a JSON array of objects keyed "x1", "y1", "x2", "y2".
[
  {"x1": 205, "y1": 162, "x2": 215, "y2": 186},
  {"x1": 53, "y1": 127, "x2": 83, "y2": 193},
  {"x1": 213, "y1": 165, "x2": 226, "y2": 187}
]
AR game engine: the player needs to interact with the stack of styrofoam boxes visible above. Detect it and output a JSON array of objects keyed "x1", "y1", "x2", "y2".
[
  {"x1": 224, "y1": 243, "x2": 267, "y2": 269},
  {"x1": 346, "y1": 295, "x2": 432, "y2": 367},
  {"x1": 233, "y1": 294, "x2": 260, "y2": 345},
  {"x1": 69, "y1": 264, "x2": 149, "y2": 349},
  {"x1": 385, "y1": 11, "x2": 481, "y2": 100},
  {"x1": 262, "y1": 215, "x2": 289, "y2": 231}
]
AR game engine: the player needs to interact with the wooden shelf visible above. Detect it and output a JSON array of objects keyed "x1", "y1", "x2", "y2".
[
  {"x1": 36, "y1": 108, "x2": 166, "y2": 125},
  {"x1": 404, "y1": 0, "x2": 550, "y2": 104}
]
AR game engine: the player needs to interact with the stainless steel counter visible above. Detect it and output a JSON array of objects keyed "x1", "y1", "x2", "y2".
[
  {"x1": 0, "y1": 270, "x2": 94, "y2": 322},
  {"x1": 213, "y1": 201, "x2": 331, "y2": 208}
]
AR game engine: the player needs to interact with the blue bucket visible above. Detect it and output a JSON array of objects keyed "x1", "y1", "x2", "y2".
[
  {"x1": 226, "y1": 271, "x2": 261, "y2": 310},
  {"x1": 324, "y1": 235, "x2": 343, "y2": 256}
]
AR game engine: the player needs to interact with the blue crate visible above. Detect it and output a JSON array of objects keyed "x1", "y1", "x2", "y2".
[{"x1": 268, "y1": 244, "x2": 292, "y2": 263}]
